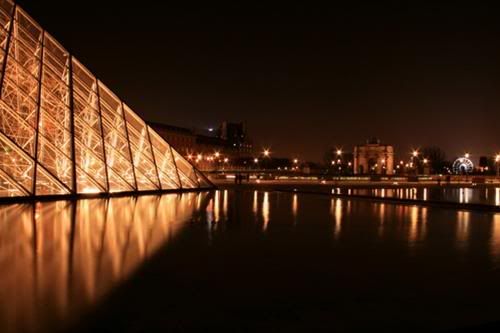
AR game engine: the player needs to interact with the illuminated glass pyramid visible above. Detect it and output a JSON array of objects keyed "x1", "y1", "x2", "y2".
[{"x1": 0, "y1": 1, "x2": 212, "y2": 198}]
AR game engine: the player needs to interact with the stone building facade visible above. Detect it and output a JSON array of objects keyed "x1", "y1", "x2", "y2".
[{"x1": 354, "y1": 138, "x2": 394, "y2": 175}]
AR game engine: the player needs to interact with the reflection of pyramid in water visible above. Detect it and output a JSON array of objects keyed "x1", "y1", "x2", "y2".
[{"x1": 0, "y1": 2, "x2": 212, "y2": 198}]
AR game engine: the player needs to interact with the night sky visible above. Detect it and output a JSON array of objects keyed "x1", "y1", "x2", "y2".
[{"x1": 17, "y1": 1, "x2": 500, "y2": 162}]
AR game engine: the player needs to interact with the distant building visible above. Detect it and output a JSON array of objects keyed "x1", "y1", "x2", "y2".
[
  {"x1": 148, "y1": 123, "x2": 196, "y2": 155},
  {"x1": 354, "y1": 138, "x2": 394, "y2": 175},
  {"x1": 148, "y1": 121, "x2": 253, "y2": 170},
  {"x1": 217, "y1": 122, "x2": 253, "y2": 155}
]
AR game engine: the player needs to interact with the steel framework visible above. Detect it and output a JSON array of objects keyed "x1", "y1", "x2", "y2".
[{"x1": 0, "y1": 1, "x2": 212, "y2": 198}]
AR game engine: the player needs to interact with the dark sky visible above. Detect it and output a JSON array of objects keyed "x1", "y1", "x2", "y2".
[{"x1": 17, "y1": 1, "x2": 500, "y2": 162}]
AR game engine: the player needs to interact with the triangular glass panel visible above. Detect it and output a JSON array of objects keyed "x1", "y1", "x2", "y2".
[
  {"x1": 36, "y1": 135, "x2": 72, "y2": 191},
  {"x1": 0, "y1": 169, "x2": 26, "y2": 197},
  {"x1": 35, "y1": 165, "x2": 70, "y2": 195},
  {"x1": 0, "y1": 131, "x2": 34, "y2": 193},
  {"x1": 76, "y1": 167, "x2": 105, "y2": 194},
  {"x1": 107, "y1": 167, "x2": 134, "y2": 193}
]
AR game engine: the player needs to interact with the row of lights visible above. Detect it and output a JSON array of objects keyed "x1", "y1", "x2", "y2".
[{"x1": 188, "y1": 148, "x2": 302, "y2": 166}]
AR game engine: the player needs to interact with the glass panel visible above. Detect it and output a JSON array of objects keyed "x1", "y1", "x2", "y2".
[
  {"x1": 103, "y1": 141, "x2": 135, "y2": 190},
  {"x1": 101, "y1": 118, "x2": 132, "y2": 164},
  {"x1": 123, "y1": 105, "x2": 159, "y2": 190},
  {"x1": 35, "y1": 166, "x2": 70, "y2": 195},
  {"x1": 73, "y1": 120, "x2": 107, "y2": 192},
  {"x1": 36, "y1": 135, "x2": 72, "y2": 191},
  {"x1": 39, "y1": 108, "x2": 72, "y2": 156},
  {"x1": 15, "y1": 8, "x2": 42, "y2": 44},
  {"x1": 99, "y1": 93, "x2": 136, "y2": 190},
  {"x1": 3, "y1": 57, "x2": 39, "y2": 100},
  {"x1": 72, "y1": 58, "x2": 96, "y2": 99},
  {"x1": 0, "y1": 0, "x2": 14, "y2": 18},
  {"x1": 73, "y1": 93, "x2": 100, "y2": 130},
  {"x1": 40, "y1": 87, "x2": 70, "y2": 126},
  {"x1": 107, "y1": 166, "x2": 133, "y2": 193},
  {"x1": 43, "y1": 33, "x2": 68, "y2": 71},
  {"x1": 11, "y1": 27, "x2": 40, "y2": 59},
  {"x1": 0, "y1": 4, "x2": 11, "y2": 52},
  {"x1": 0, "y1": 98, "x2": 36, "y2": 155},
  {"x1": 7, "y1": 36, "x2": 40, "y2": 76},
  {"x1": 0, "y1": 132, "x2": 34, "y2": 193},
  {"x1": 76, "y1": 167, "x2": 104, "y2": 194},
  {"x1": 98, "y1": 82, "x2": 120, "y2": 111},
  {"x1": 42, "y1": 64, "x2": 69, "y2": 102},
  {"x1": 0, "y1": 169, "x2": 26, "y2": 197},
  {"x1": 171, "y1": 148, "x2": 199, "y2": 189},
  {"x1": 148, "y1": 128, "x2": 180, "y2": 189}
]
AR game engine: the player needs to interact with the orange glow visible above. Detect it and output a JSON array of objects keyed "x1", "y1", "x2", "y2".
[{"x1": 0, "y1": 192, "x2": 210, "y2": 332}]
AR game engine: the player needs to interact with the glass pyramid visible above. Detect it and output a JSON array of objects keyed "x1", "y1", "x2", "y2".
[{"x1": 0, "y1": 1, "x2": 213, "y2": 198}]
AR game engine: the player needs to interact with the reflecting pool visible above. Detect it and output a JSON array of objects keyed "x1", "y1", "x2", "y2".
[
  {"x1": 2, "y1": 189, "x2": 500, "y2": 332},
  {"x1": 337, "y1": 186, "x2": 500, "y2": 206},
  {"x1": 0, "y1": 192, "x2": 211, "y2": 333}
]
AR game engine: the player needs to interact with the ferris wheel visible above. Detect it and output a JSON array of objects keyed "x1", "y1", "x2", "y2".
[{"x1": 452, "y1": 157, "x2": 474, "y2": 174}]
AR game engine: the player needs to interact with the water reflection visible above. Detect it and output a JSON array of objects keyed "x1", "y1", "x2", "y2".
[
  {"x1": 0, "y1": 193, "x2": 210, "y2": 333},
  {"x1": 491, "y1": 214, "x2": 500, "y2": 265},
  {"x1": 456, "y1": 211, "x2": 470, "y2": 248},
  {"x1": 252, "y1": 191, "x2": 258, "y2": 216},
  {"x1": 330, "y1": 199, "x2": 342, "y2": 239},
  {"x1": 262, "y1": 192, "x2": 270, "y2": 231},
  {"x1": 346, "y1": 187, "x2": 500, "y2": 206},
  {"x1": 292, "y1": 194, "x2": 298, "y2": 219}
]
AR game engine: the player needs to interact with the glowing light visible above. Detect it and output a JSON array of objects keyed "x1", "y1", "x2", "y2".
[
  {"x1": 223, "y1": 158, "x2": 229, "y2": 163},
  {"x1": 263, "y1": 149, "x2": 270, "y2": 157},
  {"x1": 336, "y1": 149, "x2": 342, "y2": 156},
  {"x1": 423, "y1": 158, "x2": 428, "y2": 164},
  {"x1": 293, "y1": 158, "x2": 298, "y2": 164},
  {"x1": 214, "y1": 152, "x2": 220, "y2": 158},
  {"x1": 465, "y1": 153, "x2": 470, "y2": 159},
  {"x1": 254, "y1": 158, "x2": 259, "y2": 163}
]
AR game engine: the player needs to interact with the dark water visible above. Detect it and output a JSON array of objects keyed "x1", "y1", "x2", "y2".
[
  {"x1": 337, "y1": 187, "x2": 500, "y2": 206},
  {"x1": 1, "y1": 190, "x2": 500, "y2": 332}
]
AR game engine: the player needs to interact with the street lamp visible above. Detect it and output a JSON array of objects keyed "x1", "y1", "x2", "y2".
[
  {"x1": 336, "y1": 149, "x2": 342, "y2": 156},
  {"x1": 263, "y1": 149, "x2": 270, "y2": 157},
  {"x1": 411, "y1": 150, "x2": 419, "y2": 175}
]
